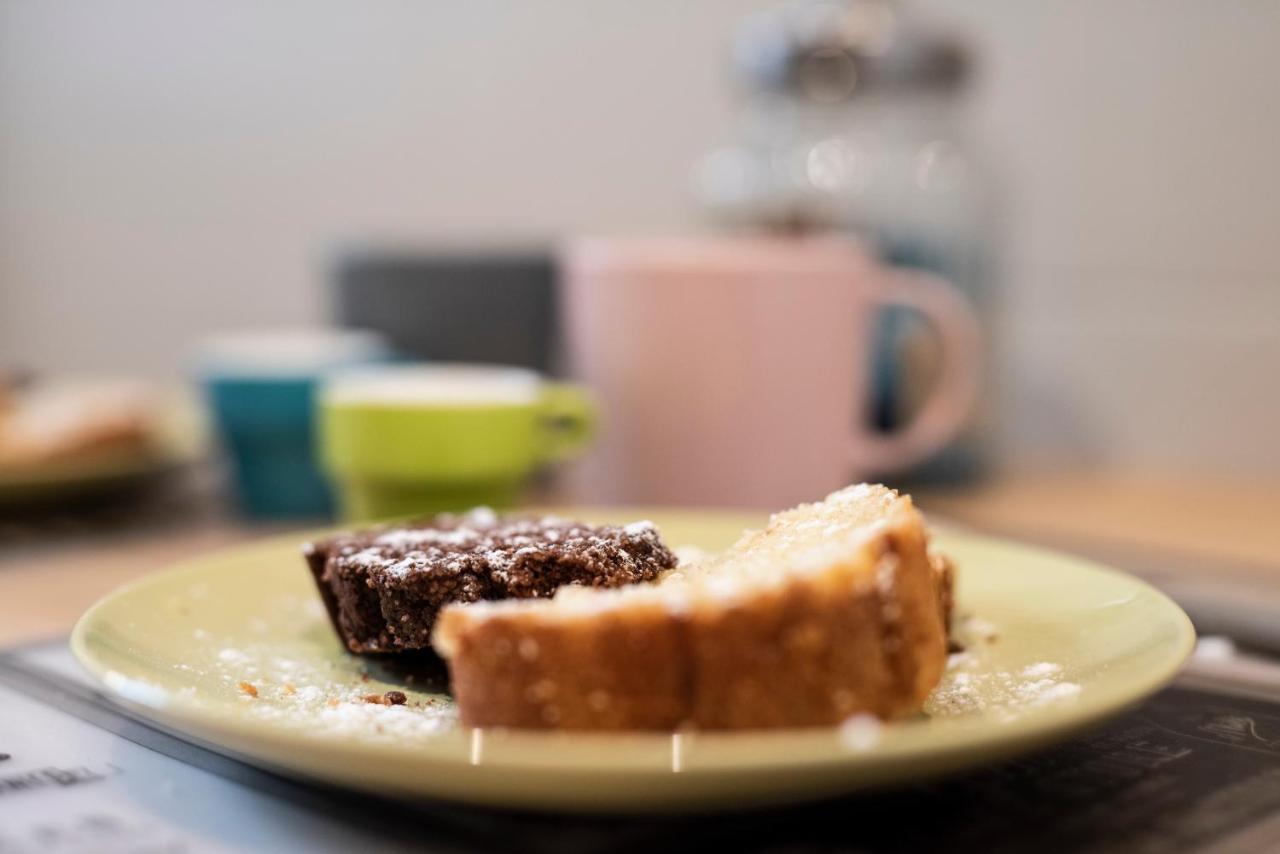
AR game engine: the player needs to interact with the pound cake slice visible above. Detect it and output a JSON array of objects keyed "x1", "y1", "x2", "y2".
[
  {"x1": 432, "y1": 484, "x2": 950, "y2": 730},
  {"x1": 305, "y1": 508, "x2": 678, "y2": 654}
]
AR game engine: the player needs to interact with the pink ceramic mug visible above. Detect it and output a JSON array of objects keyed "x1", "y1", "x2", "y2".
[{"x1": 560, "y1": 236, "x2": 981, "y2": 508}]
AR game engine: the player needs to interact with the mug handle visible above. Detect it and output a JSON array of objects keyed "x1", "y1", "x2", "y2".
[
  {"x1": 851, "y1": 268, "x2": 982, "y2": 475},
  {"x1": 538, "y1": 382, "x2": 598, "y2": 463}
]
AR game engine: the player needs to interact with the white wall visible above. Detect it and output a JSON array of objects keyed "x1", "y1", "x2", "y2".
[
  {"x1": 2, "y1": 1, "x2": 1278, "y2": 476},
  {"x1": 0, "y1": 0, "x2": 768, "y2": 365},
  {"x1": 950, "y1": 1, "x2": 1280, "y2": 476}
]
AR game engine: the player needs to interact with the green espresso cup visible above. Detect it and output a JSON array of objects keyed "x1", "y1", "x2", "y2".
[{"x1": 319, "y1": 365, "x2": 596, "y2": 520}]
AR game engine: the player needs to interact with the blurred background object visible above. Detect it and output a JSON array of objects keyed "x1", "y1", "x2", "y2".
[
  {"x1": 4, "y1": 0, "x2": 1277, "y2": 480},
  {"x1": 196, "y1": 329, "x2": 388, "y2": 519},
  {"x1": 319, "y1": 364, "x2": 595, "y2": 520},
  {"x1": 0, "y1": 376, "x2": 198, "y2": 510},
  {"x1": 335, "y1": 249, "x2": 558, "y2": 374},
  {"x1": 0, "y1": 0, "x2": 1277, "y2": 543},
  {"x1": 561, "y1": 235, "x2": 978, "y2": 507},
  {"x1": 0, "y1": 376, "x2": 158, "y2": 471}
]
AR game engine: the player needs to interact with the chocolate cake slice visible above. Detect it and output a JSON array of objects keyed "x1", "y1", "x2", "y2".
[{"x1": 305, "y1": 508, "x2": 678, "y2": 654}]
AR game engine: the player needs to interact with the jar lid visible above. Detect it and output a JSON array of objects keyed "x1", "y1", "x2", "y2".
[{"x1": 733, "y1": 0, "x2": 970, "y2": 102}]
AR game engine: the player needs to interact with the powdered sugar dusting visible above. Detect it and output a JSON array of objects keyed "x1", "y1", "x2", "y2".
[
  {"x1": 321, "y1": 507, "x2": 673, "y2": 585},
  {"x1": 926, "y1": 619, "x2": 1081, "y2": 721},
  {"x1": 468, "y1": 506, "x2": 498, "y2": 526},
  {"x1": 245, "y1": 680, "x2": 456, "y2": 741},
  {"x1": 136, "y1": 588, "x2": 464, "y2": 744},
  {"x1": 196, "y1": 633, "x2": 457, "y2": 742},
  {"x1": 1020, "y1": 661, "x2": 1062, "y2": 679},
  {"x1": 375, "y1": 528, "x2": 475, "y2": 549}
]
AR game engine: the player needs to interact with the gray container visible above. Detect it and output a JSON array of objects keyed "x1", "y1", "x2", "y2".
[{"x1": 333, "y1": 249, "x2": 558, "y2": 375}]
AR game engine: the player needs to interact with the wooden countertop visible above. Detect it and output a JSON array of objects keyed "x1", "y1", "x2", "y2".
[
  {"x1": 915, "y1": 470, "x2": 1280, "y2": 578},
  {"x1": 1, "y1": 470, "x2": 1277, "y2": 648}
]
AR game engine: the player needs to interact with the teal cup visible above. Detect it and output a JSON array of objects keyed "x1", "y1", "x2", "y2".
[{"x1": 196, "y1": 329, "x2": 389, "y2": 519}]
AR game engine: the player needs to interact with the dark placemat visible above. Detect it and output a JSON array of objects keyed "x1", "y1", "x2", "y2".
[{"x1": 2, "y1": 643, "x2": 1279, "y2": 853}]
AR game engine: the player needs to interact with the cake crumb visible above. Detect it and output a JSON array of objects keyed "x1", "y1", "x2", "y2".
[{"x1": 969, "y1": 617, "x2": 998, "y2": 640}]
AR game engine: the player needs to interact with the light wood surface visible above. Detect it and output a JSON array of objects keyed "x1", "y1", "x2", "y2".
[
  {"x1": 915, "y1": 470, "x2": 1280, "y2": 578},
  {"x1": 1, "y1": 470, "x2": 1276, "y2": 647}
]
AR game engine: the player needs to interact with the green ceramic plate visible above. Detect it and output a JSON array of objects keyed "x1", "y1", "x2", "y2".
[{"x1": 71, "y1": 510, "x2": 1194, "y2": 812}]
